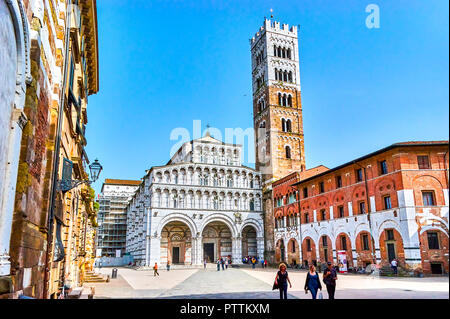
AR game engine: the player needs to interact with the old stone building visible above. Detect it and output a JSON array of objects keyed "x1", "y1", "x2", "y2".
[
  {"x1": 0, "y1": 0, "x2": 99, "y2": 299},
  {"x1": 0, "y1": 0, "x2": 31, "y2": 293},
  {"x1": 126, "y1": 134, "x2": 264, "y2": 266},
  {"x1": 272, "y1": 141, "x2": 449, "y2": 275},
  {"x1": 250, "y1": 19, "x2": 306, "y2": 262}
]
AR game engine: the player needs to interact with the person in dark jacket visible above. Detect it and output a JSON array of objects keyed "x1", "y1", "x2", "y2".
[
  {"x1": 275, "y1": 263, "x2": 292, "y2": 299},
  {"x1": 304, "y1": 265, "x2": 322, "y2": 299},
  {"x1": 323, "y1": 262, "x2": 337, "y2": 299}
]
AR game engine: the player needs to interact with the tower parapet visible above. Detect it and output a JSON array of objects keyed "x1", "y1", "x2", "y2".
[{"x1": 251, "y1": 19, "x2": 298, "y2": 46}]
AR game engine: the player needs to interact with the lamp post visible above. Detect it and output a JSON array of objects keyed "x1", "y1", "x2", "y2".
[{"x1": 56, "y1": 159, "x2": 103, "y2": 192}]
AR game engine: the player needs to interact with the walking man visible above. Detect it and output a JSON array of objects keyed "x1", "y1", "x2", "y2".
[
  {"x1": 391, "y1": 258, "x2": 398, "y2": 275},
  {"x1": 153, "y1": 262, "x2": 159, "y2": 277},
  {"x1": 225, "y1": 258, "x2": 229, "y2": 270},
  {"x1": 217, "y1": 258, "x2": 221, "y2": 271},
  {"x1": 323, "y1": 262, "x2": 337, "y2": 299},
  {"x1": 204, "y1": 259, "x2": 207, "y2": 270},
  {"x1": 221, "y1": 258, "x2": 225, "y2": 270},
  {"x1": 166, "y1": 261, "x2": 171, "y2": 271}
]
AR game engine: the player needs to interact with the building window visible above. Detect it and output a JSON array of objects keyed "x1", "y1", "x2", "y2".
[
  {"x1": 341, "y1": 236, "x2": 347, "y2": 250},
  {"x1": 356, "y1": 169, "x2": 363, "y2": 182},
  {"x1": 292, "y1": 241, "x2": 296, "y2": 253},
  {"x1": 417, "y1": 155, "x2": 430, "y2": 169},
  {"x1": 322, "y1": 236, "x2": 328, "y2": 247},
  {"x1": 320, "y1": 209, "x2": 326, "y2": 220},
  {"x1": 386, "y1": 229, "x2": 394, "y2": 241},
  {"x1": 319, "y1": 182, "x2": 325, "y2": 193},
  {"x1": 306, "y1": 239, "x2": 311, "y2": 252},
  {"x1": 303, "y1": 187, "x2": 308, "y2": 198},
  {"x1": 285, "y1": 146, "x2": 291, "y2": 159},
  {"x1": 338, "y1": 205, "x2": 344, "y2": 218},
  {"x1": 422, "y1": 191, "x2": 435, "y2": 206},
  {"x1": 336, "y1": 175, "x2": 342, "y2": 188},
  {"x1": 427, "y1": 232, "x2": 440, "y2": 250},
  {"x1": 380, "y1": 160, "x2": 388, "y2": 175},
  {"x1": 359, "y1": 201, "x2": 366, "y2": 214},
  {"x1": 304, "y1": 213, "x2": 309, "y2": 223},
  {"x1": 362, "y1": 234, "x2": 369, "y2": 251},
  {"x1": 383, "y1": 196, "x2": 392, "y2": 210}
]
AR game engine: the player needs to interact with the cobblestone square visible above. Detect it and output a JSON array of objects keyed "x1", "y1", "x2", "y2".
[{"x1": 86, "y1": 266, "x2": 449, "y2": 299}]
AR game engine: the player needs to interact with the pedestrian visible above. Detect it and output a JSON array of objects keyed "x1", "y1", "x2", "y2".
[
  {"x1": 153, "y1": 262, "x2": 159, "y2": 276},
  {"x1": 274, "y1": 263, "x2": 292, "y2": 299},
  {"x1": 323, "y1": 262, "x2": 337, "y2": 299},
  {"x1": 391, "y1": 258, "x2": 398, "y2": 275},
  {"x1": 264, "y1": 259, "x2": 268, "y2": 268},
  {"x1": 166, "y1": 261, "x2": 170, "y2": 271},
  {"x1": 204, "y1": 259, "x2": 207, "y2": 270},
  {"x1": 252, "y1": 257, "x2": 256, "y2": 269},
  {"x1": 225, "y1": 258, "x2": 229, "y2": 269},
  {"x1": 304, "y1": 265, "x2": 322, "y2": 299},
  {"x1": 261, "y1": 259, "x2": 264, "y2": 268},
  {"x1": 217, "y1": 258, "x2": 221, "y2": 271},
  {"x1": 221, "y1": 258, "x2": 225, "y2": 270}
]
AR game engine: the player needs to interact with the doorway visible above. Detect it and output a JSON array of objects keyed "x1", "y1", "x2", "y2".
[
  {"x1": 387, "y1": 243, "x2": 396, "y2": 262},
  {"x1": 431, "y1": 263, "x2": 443, "y2": 275},
  {"x1": 203, "y1": 243, "x2": 214, "y2": 262},
  {"x1": 172, "y1": 247, "x2": 180, "y2": 264}
]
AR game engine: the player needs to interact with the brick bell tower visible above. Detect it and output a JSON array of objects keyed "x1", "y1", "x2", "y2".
[{"x1": 250, "y1": 19, "x2": 306, "y2": 263}]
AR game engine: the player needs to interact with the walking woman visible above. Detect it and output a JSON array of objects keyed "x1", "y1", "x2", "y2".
[
  {"x1": 274, "y1": 263, "x2": 292, "y2": 299},
  {"x1": 153, "y1": 263, "x2": 159, "y2": 276},
  {"x1": 304, "y1": 265, "x2": 322, "y2": 299}
]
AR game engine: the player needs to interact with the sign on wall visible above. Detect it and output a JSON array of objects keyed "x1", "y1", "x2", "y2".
[{"x1": 337, "y1": 250, "x2": 348, "y2": 273}]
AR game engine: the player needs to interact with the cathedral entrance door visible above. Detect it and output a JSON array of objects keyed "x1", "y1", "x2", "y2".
[
  {"x1": 172, "y1": 247, "x2": 180, "y2": 264},
  {"x1": 203, "y1": 243, "x2": 214, "y2": 262}
]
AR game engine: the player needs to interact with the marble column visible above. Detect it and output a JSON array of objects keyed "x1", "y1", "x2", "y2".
[{"x1": 232, "y1": 237, "x2": 242, "y2": 264}]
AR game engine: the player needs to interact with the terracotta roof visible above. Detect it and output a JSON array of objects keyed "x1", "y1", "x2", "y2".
[{"x1": 103, "y1": 179, "x2": 141, "y2": 186}]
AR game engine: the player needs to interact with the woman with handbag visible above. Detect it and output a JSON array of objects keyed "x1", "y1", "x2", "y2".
[
  {"x1": 304, "y1": 265, "x2": 322, "y2": 299},
  {"x1": 273, "y1": 263, "x2": 292, "y2": 299}
]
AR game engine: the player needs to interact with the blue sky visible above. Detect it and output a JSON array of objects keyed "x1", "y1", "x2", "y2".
[{"x1": 86, "y1": 0, "x2": 449, "y2": 194}]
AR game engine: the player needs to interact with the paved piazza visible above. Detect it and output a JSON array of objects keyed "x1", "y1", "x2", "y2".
[{"x1": 86, "y1": 266, "x2": 449, "y2": 299}]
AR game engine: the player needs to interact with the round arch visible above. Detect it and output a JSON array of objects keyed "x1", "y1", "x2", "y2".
[
  {"x1": 156, "y1": 213, "x2": 198, "y2": 237},
  {"x1": 199, "y1": 214, "x2": 238, "y2": 238}
]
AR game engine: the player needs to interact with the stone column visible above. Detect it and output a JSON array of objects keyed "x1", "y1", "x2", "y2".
[
  {"x1": 256, "y1": 236, "x2": 265, "y2": 261},
  {"x1": 329, "y1": 206, "x2": 334, "y2": 220},
  {"x1": 284, "y1": 236, "x2": 289, "y2": 262},
  {"x1": 313, "y1": 210, "x2": 317, "y2": 222},
  {"x1": 149, "y1": 236, "x2": 161, "y2": 267},
  {"x1": 348, "y1": 202, "x2": 353, "y2": 216},
  {"x1": 232, "y1": 237, "x2": 242, "y2": 264}
]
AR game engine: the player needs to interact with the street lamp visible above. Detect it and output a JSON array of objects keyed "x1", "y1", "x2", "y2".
[{"x1": 56, "y1": 158, "x2": 103, "y2": 192}]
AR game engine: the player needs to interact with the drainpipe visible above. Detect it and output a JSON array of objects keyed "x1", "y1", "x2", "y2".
[
  {"x1": 43, "y1": 2, "x2": 72, "y2": 299},
  {"x1": 295, "y1": 177, "x2": 304, "y2": 267}
]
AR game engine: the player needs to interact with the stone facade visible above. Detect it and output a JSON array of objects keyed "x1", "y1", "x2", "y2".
[
  {"x1": 250, "y1": 19, "x2": 306, "y2": 263},
  {"x1": 0, "y1": 0, "x2": 100, "y2": 299},
  {"x1": 0, "y1": 0, "x2": 31, "y2": 290},
  {"x1": 272, "y1": 141, "x2": 449, "y2": 275},
  {"x1": 126, "y1": 135, "x2": 265, "y2": 266}
]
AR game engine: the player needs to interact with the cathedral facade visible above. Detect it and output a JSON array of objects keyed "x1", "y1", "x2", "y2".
[{"x1": 126, "y1": 135, "x2": 264, "y2": 266}]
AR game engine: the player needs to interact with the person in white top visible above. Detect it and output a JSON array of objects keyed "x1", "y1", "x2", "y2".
[{"x1": 390, "y1": 259, "x2": 398, "y2": 275}]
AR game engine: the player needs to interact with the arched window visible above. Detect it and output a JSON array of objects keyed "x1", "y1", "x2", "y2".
[
  {"x1": 278, "y1": 93, "x2": 282, "y2": 105},
  {"x1": 282, "y1": 48, "x2": 286, "y2": 58},
  {"x1": 286, "y1": 119, "x2": 292, "y2": 132},
  {"x1": 288, "y1": 95, "x2": 292, "y2": 107},
  {"x1": 273, "y1": 45, "x2": 277, "y2": 56},
  {"x1": 278, "y1": 69, "x2": 283, "y2": 81},
  {"x1": 250, "y1": 200, "x2": 255, "y2": 211},
  {"x1": 277, "y1": 47, "x2": 281, "y2": 57},
  {"x1": 282, "y1": 94, "x2": 287, "y2": 106},
  {"x1": 288, "y1": 71, "x2": 293, "y2": 83},
  {"x1": 285, "y1": 145, "x2": 291, "y2": 159},
  {"x1": 259, "y1": 121, "x2": 266, "y2": 128},
  {"x1": 274, "y1": 68, "x2": 278, "y2": 81},
  {"x1": 281, "y1": 119, "x2": 286, "y2": 132},
  {"x1": 283, "y1": 71, "x2": 288, "y2": 82},
  {"x1": 287, "y1": 48, "x2": 291, "y2": 59}
]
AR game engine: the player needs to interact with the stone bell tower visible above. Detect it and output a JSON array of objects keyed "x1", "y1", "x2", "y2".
[{"x1": 250, "y1": 19, "x2": 306, "y2": 262}]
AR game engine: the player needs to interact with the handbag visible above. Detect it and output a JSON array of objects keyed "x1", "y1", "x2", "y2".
[
  {"x1": 272, "y1": 280, "x2": 279, "y2": 290},
  {"x1": 318, "y1": 292, "x2": 323, "y2": 299}
]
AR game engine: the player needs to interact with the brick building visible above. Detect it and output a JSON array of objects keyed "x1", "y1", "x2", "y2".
[{"x1": 272, "y1": 141, "x2": 449, "y2": 275}]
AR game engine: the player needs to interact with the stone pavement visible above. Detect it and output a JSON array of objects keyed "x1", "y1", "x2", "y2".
[{"x1": 85, "y1": 266, "x2": 449, "y2": 299}]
